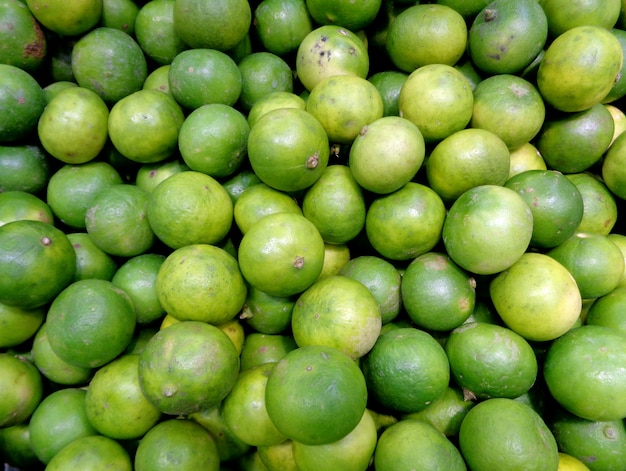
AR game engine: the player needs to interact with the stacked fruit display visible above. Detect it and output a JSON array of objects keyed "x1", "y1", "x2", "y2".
[{"x1": 2, "y1": 0, "x2": 626, "y2": 469}]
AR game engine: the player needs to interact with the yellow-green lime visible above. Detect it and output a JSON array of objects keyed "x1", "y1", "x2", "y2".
[
  {"x1": 25, "y1": 0, "x2": 101, "y2": 36},
  {"x1": 67, "y1": 232, "x2": 118, "y2": 281},
  {"x1": 608, "y1": 233, "x2": 626, "y2": 288},
  {"x1": 0, "y1": 190, "x2": 53, "y2": 227},
  {"x1": 317, "y1": 242, "x2": 351, "y2": 280},
  {"x1": 45, "y1": 435, "x2": 132, "y2": 471},
  {"x1": 606, "y1": 103, "x2": 626, "y2": 142},
  {"x1": 234, "y1": 183, "x2": 302, "y2": 235},
  {"x1": 508, "y1": 142, "x2": 547, "y2": 178},
  {"x1": 247, "y1": 91, "x2": 306, "y2": 128},
  {"x1": 0, "y1": 301, "x2": 44, "y2": 349},
  {"x1": 586, "y1": 287, "x2": 626, "y2": 336},
  {"x1": 239, "y1": 332, "x2": 298, "y2": 371},
  {"x1": 558, "y1": 453, "x2": 591, "y2": 471},
  {"x1": 0, "y1": 353, "x2": 43, "y2": 428},
  {"x1": 541, "y1": 0, "x2": 621, "y2": 37},
  {"x1": 142, "y1": 64, "x2": 171, "y2": 95},
  {"x1": 602, "y1": 130, "x2": 626, "y2": 199},
  {"x1": 565, "y1": 172, "x2": 618, "y2": 236},
  {"x1": 134, "y1": 158, "x2": 189, "y2": 193}
]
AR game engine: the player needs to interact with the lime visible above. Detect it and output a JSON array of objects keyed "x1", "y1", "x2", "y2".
[
  {"x1": 134, "y1": 158, "x2": 189, "y2": 193},
  {"x1": 101, "y1": 0, "x2": 139, "y2": 34},
  {"x1": 45, "y1": 435, "x2": 132, "y2": 471},
  {"x1": 362, "y1": 327, "x2": 450, "y2": 413},
  {"x1": 239, "y1": 332, "x2": 298, "y2": 371},
  {"x1": 237, "y1": 51, "x2": 293, "y2": 112},
  {"x1": 173, "y1": 0, "x2": 251, "y2": 51},
  {"x1": 146, "y1": 171, "x2": 233, "y2": 248},
  {"x1": 349, "y1": 116, "x2": 425, "y2": 194},
  {"x1": 247, "y1": 91, "x2": 306, "y2": 128},
  {"x1": 318, "y1": 241, "x2": 351, "y2": 279},
  {"x1": 156, "y1": 244, "x2": 246, "y2": 324},
  {"x1": 253, "y1": 0, "x2": 313, "y2": 56},
  {"x1": 398, "y1": 63, "x2": 474, "y2": 143},
  {"x1": 0, "y1": 423, "x2": 39, "y2": 469},
  {"x1": 72, "y1": 27, "x2": 147, "y2": 103},
  {"x1": 541, "y1": 0, "x2": 621, "y2": 37},
  {"x1": 85, "y1": 354, "x2": 161, "y2": 440},
  {"x1": 505, "y1": 169, "x2": 585, "y2": 248},
  {"x1": 508, "y1": 142, "x2": 547, "y2": 178},
  {"x1": 67, "y1": 232, "x2": 118, "y2": 281},
  {"x1": 296, "y1": 25, "x2": 369, "y2": 91},
  {"x1": 0, "y1": 220, "x2": 75, "y2": 309},
  {"x1": 42, "y1": 81, "x2": 77, "y2": 104},
  {"x1": 0, "y1": 190, "x2": 53, "y2": 227},
  {"x1": 238, "y1": 211, "x2": 325, "y2": 298},
  {"x1": 179, "y1": 103, "x2": 249, "y2": 178},
  {"x1": 586, "y1": 287, "x2": 626, "y2": 337},
  {"x1": 374, "y1": 419, "x2": 466, "y2": 471},
  {"x1": 608, "y1": 233, "x2": 626, "y2": 288},
  {"x1": 0, "y1": 301, "x2": 44, "y2": 349},
  {"x1": 442, "y1": 185, "x2": 533, "y2": 275},
  {"x1": 37, "y1": 87, "x2": 109, "y2": 164},
  {"x1": 0, "y1": 353, "x2": 42, "y2": 428},
  {"x1": 603, "y1": 28, "x2": 626, "y2": 104},
  {"x1": 435, "y1": 0, "x2": 490, "y2": 18},
  {"x1": 368, "y1": 70, "x2": 408, "y2": 117},
  {"x1": 234, "y1": 183, "x2": 302, "y2": 235},
  {"x1": 544, "y1": 325, "x2": 626, "y2": 421},
  {"x1": 257, "y1": 441, "x2": 298, "y2": 471},
  {"x1": 365, "y1": 182, "x2": 447, "y2": 261},
  {"x1": 222, "y1": 167, "x2": 263, "y2": 205},
  {"x1": 247, "y1": 107, "x2": 329, "y2": 193},
  {"x1": 0, "y1": 144, "x2": 50, "y2": 194},
  {"x1": 459, "y1": 398, "x2": 559, "y2": 471},
  {"x1": 386, "y1": 4, "x2": 467, "y2": 71},
  {"x1": 0, "y1": 64, "x2": 45, "y2": 144},
  {"x1": 489, "y1": 252, "x2": 582, "y2": 341},
  {"x1": 0, "y1": 0, "x2": 47, "y2": 72},
  {"x1": 566, "y1": 172, "x2": 618, "y2": 236},
  {"x1": 264, "y1": 345, "x2": 368, "y2": 445},
  {"x1": 558, "y1": 452, "x2": 592, "y2": 471},
  {"x1": 537, "y1": 25, "x2": 623, "y2": 112},
  {"x1": 401, "y1": 252, "x2": 476, "y2": 332},
  {"x1": 468, "y1": 0, "x2": 548, "y2": 75},
  {"x1": 142, "y1": 65, "x2": 171, "y2": 95},
  {"x1": 135, "y1": 0, "x2": 188, "y2": 65},
  {"x1": 606, "y1": 103, "x2": 626, "y2": 142},
  {"x1": 426, "y1": 128, "x2": 511, "y2": 202},
  {"x1": 603, "y1": 129, "x2": 626, "y2": 199},
  {"x1": 108, "y1": 89, "x2": 184, "y2": 164},
  {"x1": 25, "y1": 0, "x2": 101, "y2": 36},
  {"x1": 138, "y1": 321, "x2": 240, "y2": 415},
  {"x1": 169, "y1": 48, "x2": 242, "y2": 109},
  {"x1": 28, "y1": 388, "x2": 97, "y2": 465},
  {"x1": 306, "y1": 0, "x2": 381, "y2": 31}
]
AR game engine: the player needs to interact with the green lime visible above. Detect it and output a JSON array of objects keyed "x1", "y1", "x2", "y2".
[
  {"x1": 237, "y1": 51, "x2": 293, "y2": 112},
  {"x1": 0, "y1": 0, "x2": 47, "y2": 72},
  {"x1": 602, "y1": 128, "x2": 626, "y2": 199},
  {"x1": 0, "y1": 301, "x2": 44, "y2": 349},
  {"x1": 222, "y1": 167, "x2": 263, "y2": 205},
  {"x1": 101, "y1": 0, "x2": 139, "y2": 34},
  {"x1": 0, "y1": 190, "x2": 53, "y2": 227},
  {"x1": 67, "y1": 232, "x2": 118, "y2": 281},
  {"x1": 239, "y1": 287, "x2": 295, "y2": 335},
  {"x1": 253, "y1": 0, "x2": 313, "y2": 56},
  {"x1": 45, "y1": 435, "x2": 132, "y2": 471},
  {"x1": 0, "y1": 65, "x2": 45, "y2": 143},
  {"x1": 368, "y1": 70, "x2": 408, "y2": 117},
  {"x1": 239, "y1": 332, "x2": 298, "y2": 371},
  {"x1": 247, "y1": 91, "x2": 306, "y2": 128},
  {"x1": 135, "y1": 0, "x2": 188, "y2": 65},
  {"x1": 566, "y1": 172, "x2": 618, "y2": 236},
  {"x1": 142, "y1": 65, "x2": 171, "y2": 95},
  {"x1": 0, "y1": 423, "x2": 40, "y2": 469},
  {"x1": 541, "y1": 0, "x2": 621, "y2": 37},
  {"x1": 134, "y1": 158, "x2": 189, "y2": 193},
  {"x1": 586, "y1": 287, "x2": 626, "y2": 337},
  {"x1": 0, "y1": 144, "x2": 50, "y2": 194},
  {"x1": 25, "y1": 0, "x2": 101, "y2": 36},
  {"x1": 234, "y1": 183, "x2": 302, "y2": 235},
  {"x1": 0, "y1": 353, "x2": 43, "y2": 428}
]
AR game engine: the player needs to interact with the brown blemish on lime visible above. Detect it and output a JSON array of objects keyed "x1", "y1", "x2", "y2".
[
  {"x1": 306, "y1": 154, "x2": 319, "y2": 169},
  {"x1": 293, "y1": 256, "x2": 304, "y2": 269},
  {"x1": 40, "y1": 236, "x2": 51, "y2": 246}
]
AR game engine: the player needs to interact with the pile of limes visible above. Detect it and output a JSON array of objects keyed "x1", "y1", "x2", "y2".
[{"x1": 3, "y1": 0, "x2": 626, "y2": 469}]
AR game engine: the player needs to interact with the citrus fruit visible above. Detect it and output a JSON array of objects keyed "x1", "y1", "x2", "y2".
[
  {"x1": 442, "y1": 185, "x2": 533, "y2": 275},
  {"x1": 459, "y1": 398, "x2": 559, "y2": 471},
  {"x1": 368, "y1": 70, "x2": 408, "y2": 117},
  {"x1": 239, "y1": 332, "x2": 298, "y2": 371},
  {"x1": 108, "y1": 88, "x2": 184, "y2": 164},
  {"x1": 386, "y1": 3, "x2": 467, "y2": 72},
  {"x1": 237, "y1": 51, "x2": 294, "y2": 112},
  {"x1": 30, "y1": 323, "x2": 93, "y2": 386},
  {"x1": 446, "y1": 322, "x2": 538, "y2": 399},
  {"x1": 0, "y1": 353, "x2": 42, "y2": 427},
  {"x1": 222, "y1": 167, "x2": 263, "y2": 204},
  {"x1": 306, "y1": 74, "x2": 383, "y2": 145},
  {"x1": 291, "y1": 275, "x2": 382, "y2": 359},
  {"x1": 435, "y1": 0, "x2": 490, "y2": 18},
  {"x1": 168, "y1": 48, "x2": 242, "y2": 109},
  {"x1": 603, "y1": 130, "x2": 626, "y2": 199},
  {"x1": 138, "y1": 320, "x2": 240, "y2": 415},
  {"x1": 111, "y1": 253, "x2": 166, "y2": 325},
  {"x1": 178, "y1": 103, "x2": 249, "y2": 178},
  {"x1": 253, "y1": 0, "x2": 313, "y2": 56},
  {"x1": 302, "y1": 165, "x2": 366, "y2": 244},
  {"x1": 548, "y1": 232, "x2": 625, "y2": 299},
  {"x1": 339, "y1": 255, "x2": 402, "y2": 325},
  {"x1": 306, "y1": 0, "x2": 380, "y2": 31},
  {"x1": 217, "y1": 318, "x2": 245, "y2": 355},
  {"x1": 606, "y1": 103, "x2": 626, "y2": 142},
  {"x1": 0, "y1": 219, "x2": 75, "y2": 309},
  {"x1": 67, "y1": 232, "x2": 118, "y2": 281},
  {"x1": 566, "y1": 172, "x2": 618, "y2": 236},
  {"x1": 134, "y1": 158, "x2": 189, "y2": 193},
  {"x1": 426, "y1": 128, "x2": 511, "y2": 202},
  {"x1": 45, "y1": 435, "x2": 132, "y2": 471},
  {"x1": 362, "y1": 327, "x2": 450, "y2": 413},
  {"x1": 247, "y1": 107, "x2": 329, "y2": 193},
  {"x1": 85, "y1": 353, "x2": 161, "y2": 440},
  {"x1": 142, "y1": 64, "x2": 171, "y2": 95},
  {"x1": 173, "y1": 0, "x2": 251, "y2": 51},
  {"x1": 292, "y1": 409, "x2": 378, "y2": 471},
  {"x1": 71, "y1": 27, "x2": 147, "y2": 103},
  {"x1": 374, "y1": 419, "x2": 467, "y2": 471},
  {"x1": 470, "y1": 74, "x2": 546, "y2": 150},
  {"x1": 46, "y1": 279, "x2": 136, "y2": 369},
  {"x1": 135, "y1": 0, "x2": 188, "y2": 65},
  {"x1": 398, "y1": 63, "x2": 474, "y2": 143},
  {"x1": 0, "y1": 301, "x2": 44, "y2": 349},
  {"x1": 0, "y1": 423, "x2": 39, "y2": 469},
  {"x1": 603, "y1": 28, "x2": 626, "y2": 104},
  {"x1": 0, "y1": 190, "x2": 53, "y2": 227},
  {"x1": 403, "y1": 384, "x2": 475, "y2": 437},
  {"x1": 505, "y1": 169, "x2": 585, "y2": 248},
  {"x1": 541, "y1": 0, "x2": 621, "y2": 37},
  {"x1": 146, "y1": 170, "x2": 233, "y2": 248},
  {"x1": 256, "y1": 440, "x2": 299, "y2": 471},
  {"x1": 0, "y1": 144, "x2": 50, "y2": 194},
  {"x1": 295, "y1": 25, "x2": 369, "y2": 91},
  {"x1": 234, "y1": 183, "x2": 302, "y2": 235},
  {"x1": 468, "y1": 0, "x2": 548, "y2": 74},
  {"x1": 238, "y1": 211, "x2": 325, "y2": 298},
  {"x1": 586, "y1": 287, "x2": 626, "y2": 337},
  {"x1": 537, "y1": 103, "x2": 614, "y2": 174},
  {"x1": 0, "y1": 0, "x2": 47, "y2": 72},
  {"x1": 37, "y1": 86, "x2": 109, "y2": 164},
  {"x1": 85, "y1": 183, "x2": 154, "y2": 257},
  {"x1": 349, "y1": 116, "x2": 425, "y2": 194},
  {"x1": 46, "y1": 162, "x2": 123, "y2": 230},
  {"x1": 25, "y1": 0, "x2": 101, "y2": 36},
  {"x1": 247, "y1": 91, "x2": 307, "y2": 128},
  {"x1": 264, "y1": 345, "x2": 368, "y2": 445},
  {"x1": 608, "y1": 233, "x2": 626, "y2": 288},
  {"x1": 222, "y1": 362, "x2": 286, "y2": 447},
  {"x1": 544, "y1": 325, "x2": 626, "y2": 421},
  {"x1": 100, "y1": 0, "x2": 139, "y2": 34},
  {"x1": 489, "y1": 252, "x2": 582, "y2": 341},
  {"x1": 401, "y1": 252, "x2": 476, "y2": 332},
  {"x1": 28, "y1": 388, "x2": 98, "y2": 465},
  {"x1": 42, "y1": 80, "x2": 77, "y2": 103},
  {"x1": 508, "y1": 142, "x2": 547, "y2": 178},
  {"x1": 558, "y1": 453, "x2": 591, "y2": 471},
  {"x1": 156, "y1": 244, "x2": 247, "y2": 324},
  {"x1": 365, "y1": 182, "x2": 447, "y2": 261},
  {"x1": 549, "y1": 406, "x2": 626, "y2": 471},
  {"x1": 537, "y1": 25, "x2": 623, "y2": 112}
]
